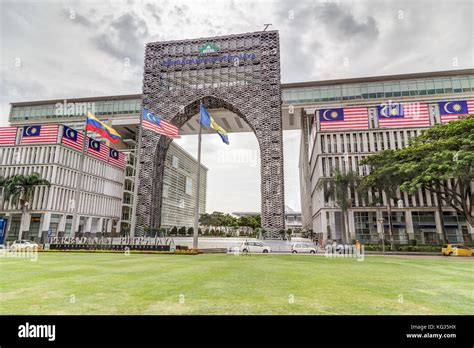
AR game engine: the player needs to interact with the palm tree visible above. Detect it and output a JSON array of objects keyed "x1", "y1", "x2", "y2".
[
  {"x1": 316, "y1": 170, "x2": 360, "y2": 243},
  {"x1": 2, "y1": 172, "x2": 51, "y2": 239}
]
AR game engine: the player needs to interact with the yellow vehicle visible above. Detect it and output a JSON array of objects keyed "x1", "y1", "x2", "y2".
[{"x1": 442, "y1": 244, "x2": 473, "y2": 257}]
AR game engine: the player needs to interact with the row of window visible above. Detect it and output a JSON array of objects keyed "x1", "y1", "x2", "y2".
[
  {"x1": 318, "y1": 181, "x2": 458, "y2": 210},
  {"x1": 283, "y1": 75, "x2": 474, "y2": 104},
  {"x1": 10, "y1": 99, "x2": 141, "y2": 121},
  {"x1": 317, "y1": 129, "x2": 421, "y2": 155},
  {"x1": 0, "y1": 145, "x2": 124, "y2": 184}
]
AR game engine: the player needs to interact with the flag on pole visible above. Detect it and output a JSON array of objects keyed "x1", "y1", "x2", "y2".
[
  {"x1": 108, "y1": 148, "x2": 125, "y2": 168},
  {"x1": 87, "y1": 137, "x2": 109, "y2": 162},
  {"x1": 21, "y1": 124, "x2": 59, "y2": 144},
  {"x1": 199, "y1": 104, "x2": 229, "y2": 144},
  {"x1": 85, "y1": 113, "x2": 121, "y2": 143},
  {"x1": 142, "y1": 108, "x2": 179, "y2": 138},
  {"x1": 61, "y1": 125, "x2": 84, "y2": 152},
  {"x1": 0, "y1": 126, "x2": 18, "y2": 145}
]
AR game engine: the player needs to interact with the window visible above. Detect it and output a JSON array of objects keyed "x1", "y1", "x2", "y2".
[
  {"x1": 172, "y1": 156, "x2": 179, "y2": 168},
  {"x1": 185, "y1": 177, "x2": 193, "y2": 195}
]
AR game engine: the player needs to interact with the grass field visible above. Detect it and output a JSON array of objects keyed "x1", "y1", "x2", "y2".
[{"x1": 0, "y1": 252, "x2": 473, "y2": 315}]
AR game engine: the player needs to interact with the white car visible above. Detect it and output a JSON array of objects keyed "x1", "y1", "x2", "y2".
[
  {"x1": 291, "y1": 243, "x2": 316, "y2": 254},
  {"x1": 10, "y1": 240, "x2": 39, "y2": 251},
  {"x1": 230, "y1": 241, "x2": 272, "y2": 253}
]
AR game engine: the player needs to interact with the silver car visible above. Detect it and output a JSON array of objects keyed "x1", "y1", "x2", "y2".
[{"x1": 291, "y1": 243, "x2": 316, "y2": 254}]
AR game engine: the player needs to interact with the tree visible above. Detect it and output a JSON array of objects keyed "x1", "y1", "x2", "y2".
[
  {"x1": 360, "y1": 150, "x2": 407, "y2": 248},
  {"x1": 316, "y1": 170, "x2": 360, "y2": 243},
  {"x1": 2, "y1": 172, "x2": 51, "y2": 239},
  {"x1": 364, "y1": 116, "x2": 474, "y2": 230},
  {"x1": 187, "y1": 227, "x2": 194, "y2": 236},
  {"x1": 170, "y1": 226, "x2": 178, "y2": 236},
  {"x1": 178, "y1": 226, "x2": 186, "y2": 236}
]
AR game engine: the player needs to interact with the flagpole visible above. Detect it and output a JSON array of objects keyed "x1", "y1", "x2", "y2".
[
  {"x1": 130, "y1": 109, "x2": 143, "y2": 238},
  {"x1": 71, "y1": 124, "x2": 87, "y2": 238},
  {"x1": 193, "y1": 102, "x2": 203, "y2": 249}
]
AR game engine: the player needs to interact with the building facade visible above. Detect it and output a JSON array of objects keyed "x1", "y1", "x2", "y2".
[
  {"x1": 0, "y1": 129, "x2": 124, "y2": 242},
  {"x1": 6, "y1": 64, "x2": 473, "y2": 244},
  {"x1": 294, "y1": 70, "x2": 474, "y2": 245},
  {"x1": 4, "y1": 106, "x2": 207, "y2": 239},
  {"x1": 161, "y1": 142, "x2": 207, "y2": 229}
]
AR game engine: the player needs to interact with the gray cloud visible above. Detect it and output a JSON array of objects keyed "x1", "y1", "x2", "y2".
[
  {"x1": 93, "y1": 13, "x2": 149, "y2": 65},
  {"x1": 316, "y1": 3, "x2": 379, "y2": 41}
]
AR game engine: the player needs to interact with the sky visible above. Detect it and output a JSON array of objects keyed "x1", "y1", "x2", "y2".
[{"x1": 1, "y1": 0, "x2": 472, "y2": 213}]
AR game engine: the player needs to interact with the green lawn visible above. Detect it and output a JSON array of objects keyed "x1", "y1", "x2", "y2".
[{"x1": 0, "y1": 252, "x2": 473, "y2": 315}]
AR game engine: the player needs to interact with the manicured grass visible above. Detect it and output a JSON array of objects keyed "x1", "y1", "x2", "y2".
[{"x1": 0, "y1": 252, "x2": 472, "y2": 315}]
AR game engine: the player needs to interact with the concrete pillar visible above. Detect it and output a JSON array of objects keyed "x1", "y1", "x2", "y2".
[
  {"x1": 57, "y1": 214, "x2": 66, "y2": 235},
  {"x1": 106, "y1": 219, "x2": 112, "y2": 233},
  {"x1": 320, "y1": 211, "x2": 327, "y2": 243},
  {"x1": 40, "y1": 212, "x2": 51, "y2": 239},
  {"x1": 72, "y1": 214, "x2": 81, "y2": 236},
  {"x1": 84, "y1": 217, "x2": 92, "y2": 233},
  {"x1": 434, "y1": 209, "x2": 444, "y2": 243},
  {"x1": 405, "y1": 210, "x2": 414, "y2": 241}
]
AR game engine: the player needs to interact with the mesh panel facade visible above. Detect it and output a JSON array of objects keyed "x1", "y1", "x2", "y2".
[{"x1": 136, "y1": 31, "x2": 285, "y2": 234}]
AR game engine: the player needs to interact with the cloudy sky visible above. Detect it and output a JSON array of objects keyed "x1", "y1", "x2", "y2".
[{"x1": 1, "y1": 0, "x2": 472, "y2": 213}]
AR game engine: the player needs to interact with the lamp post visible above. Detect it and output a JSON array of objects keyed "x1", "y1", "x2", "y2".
[{"x1": 378, "y1": 217, "x2": 385, "y2": 255}]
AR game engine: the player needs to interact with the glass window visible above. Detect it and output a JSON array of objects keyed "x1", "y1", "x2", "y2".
[
  {"x1": 375, "y1": 84, "x2": 383, "y2": 98},
  {"x1": 409, "y1": 81, "x2": 418, "y2": 96},
  {"x1": 434, "y1": 79, "x2": 444, "y2": 94},
  {"x1": 452, "y1": 77, "x2": 462, "y2": 93},
  {"x1": 400, "y1": 82, "x2": 409, "y2": 96},
  {"x1": 360, "y1": 84, "x2": 368, "y2": 99},
  {"x1": 321, "y1": 88, "x2": 328, "y2": 101},
  {"x1": 185, "y1": 177, "x2": 193, "y2": 195},
  {"x1": 442, "y1": 78, "x2": 452, "y2": 93},
  {"x1": 312, "y1": 88, "x2": 321, "y2": 101},
  {"x1": 392, "y1": 82, "x2": 401, "y2": 97},
  {"x1": 368, "y1": 85, "x2": 377, "y2": 98},
  {"x1": 172, "y1": 156, "x2": 179, "y2": 168},
  {"x1": 417, "y1": 80, "x2": 426, "y2": 95},
  {"x1": 460, "y1": 77, "x2": 470, "y2": 92},
  {"x1": 425, "y1": 79, "x2": 435, "y2": 94},
  {"x1": 383, "y1": 83, "x2": 393, "y2": 98}
]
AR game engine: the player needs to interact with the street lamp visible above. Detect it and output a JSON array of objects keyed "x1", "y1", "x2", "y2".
[{"x1": 378, "y1": 217, "x2": 385, "y2": 255}]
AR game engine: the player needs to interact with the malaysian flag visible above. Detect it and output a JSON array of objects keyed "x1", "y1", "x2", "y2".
[
  {"x1": 87, "y1": 137, "x2": 109, "y2": 162},
  {"x1": 0, "y1": 126, "x2": 18, "y2": 145},
  {"x1": 20, "y1": 124, "x2": 59, "y2": 144},
  {"x1": 142, "y1": 108, "x2": 179, "y2": 138},
  {"x1": 61, "y1": 125, "x2": 85, "y2": 152},
  {"x1": 319, "y1": 107, "x2": 368, "y2": 131},
  {"x1": 108, "y1": 148, "x2": 125, "y2": 169},
  {"x1": 438, "y1": 99, "x2": 474, "y2": 124},
  {"x1": 377, "y1": 102, "x2": 430, "y2": 128}
]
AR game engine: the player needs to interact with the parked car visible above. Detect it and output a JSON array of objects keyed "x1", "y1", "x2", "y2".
[
  {"x1": 442, "y1": 244, "x2": 473, "y2": 257},
  {"x1": 291, "y1": 243, "x2": 316, "y2": 254},
  {"x1": 10, "y1": 240, "x2": 39, "y2": 251},
  {"x1": 229, "y1": 241, "x2": 271, "y2": 253}
]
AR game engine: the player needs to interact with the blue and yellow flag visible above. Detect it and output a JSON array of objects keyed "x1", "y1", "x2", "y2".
[{"x1": 200, "y1": 105, "x2": 229, "y2": 144}]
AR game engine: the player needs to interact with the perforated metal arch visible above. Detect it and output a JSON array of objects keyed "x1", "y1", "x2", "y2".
[{"x1": 136, "y1": 31, "x2": 285, "y2": 235}]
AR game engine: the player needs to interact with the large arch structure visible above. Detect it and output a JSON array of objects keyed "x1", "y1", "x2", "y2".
[{"x1": 135, "y1": 31, "x2": 285, "y2": 235}]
